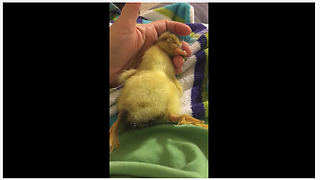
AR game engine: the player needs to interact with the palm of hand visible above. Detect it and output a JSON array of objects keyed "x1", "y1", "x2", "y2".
[{"x1": 110, "y1": 23, "x2": 160, "y2": 77}]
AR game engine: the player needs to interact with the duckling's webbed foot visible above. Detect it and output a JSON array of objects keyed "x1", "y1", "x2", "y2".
[
  {"x1": 169, "y1": 113, "x2": 208, "y2": 129},
  {"x1": 109, "y1": 113, "x2": 121, "y2": 153}
]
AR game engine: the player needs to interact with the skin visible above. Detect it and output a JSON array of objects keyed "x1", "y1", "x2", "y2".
[{"x1": 110, "y1": 3, "x2": 192, "y2": 87}]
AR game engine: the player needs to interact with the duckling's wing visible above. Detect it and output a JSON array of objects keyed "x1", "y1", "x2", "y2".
[{"x1": 118, "y1": 69, "x2": 138, "y2": 84}]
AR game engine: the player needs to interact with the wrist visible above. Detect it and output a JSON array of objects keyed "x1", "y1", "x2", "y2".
[
  {"x1": 109, "y1": 52, "x2": 120, "y2": 87},
  {"x1": 110, "y1": 68, "x2": 120, "y2": 88}
]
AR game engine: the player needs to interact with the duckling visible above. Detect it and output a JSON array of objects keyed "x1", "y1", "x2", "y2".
[{"x1": 110, "y1": 31, "x2": 208, "y2": 153}]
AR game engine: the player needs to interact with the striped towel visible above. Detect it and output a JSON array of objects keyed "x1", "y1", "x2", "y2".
[
  {"x1": 140, "y1": 3, "x2": 194, "y2": 24},
  {"x1": 109, "y1": 3, "x2": 121, "y2": 22},
  {"x1": 109, "y1": 3, "x2": 208, "y2": 128}
]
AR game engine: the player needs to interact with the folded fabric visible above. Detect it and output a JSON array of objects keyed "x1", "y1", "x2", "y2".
[
  {"x1": 151, "y1": 3, "x2": 209, "y2": 24},
  {"x1": 140, "y1": 2, "x2": 194, "y2": 23},
  {"x1": 110, "y1": 124, "x2": 208, "y2": 178},
  {"x1": 109, "y1": 3, "x2": 194, "y2": 25},
  {"x1": 109, "y1": 3, "x2": 121, "y2": 22}
]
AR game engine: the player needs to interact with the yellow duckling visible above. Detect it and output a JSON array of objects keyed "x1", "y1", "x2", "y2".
[{"x1": 110, "y1": 31, "x2": 208, "y2": 153}]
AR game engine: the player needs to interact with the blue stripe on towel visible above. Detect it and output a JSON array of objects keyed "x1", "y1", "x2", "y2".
[
  {"x1": 137, "y1": 16, "x2": 152, "y2": 24},
  {"x1": 191, "y1": 50, "x2": 206, "y2": 119},
  {"x1": 163, "y1": 3, "x2": 191, "y2": 23},
  {"x1": 110, "y1": 114, "x2": 118, "y2": 128}
]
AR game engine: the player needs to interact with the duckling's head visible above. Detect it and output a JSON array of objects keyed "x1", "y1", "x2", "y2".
[{"x1": 155, "y1": 31, "x2": 187, "y2": 57}]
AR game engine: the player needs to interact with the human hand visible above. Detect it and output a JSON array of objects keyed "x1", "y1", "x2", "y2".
[{"x1": 110, "y1": 3, "x2": 192, "y2": 87}]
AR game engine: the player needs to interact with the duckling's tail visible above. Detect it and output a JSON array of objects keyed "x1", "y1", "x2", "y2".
[{"x1": 120, "y1": 108, "x2": 162, "y2": 129}]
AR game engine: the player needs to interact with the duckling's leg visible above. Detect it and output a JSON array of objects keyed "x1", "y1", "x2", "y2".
[
  {"x1": 109, "y1": 112, "x2": 121, "y2": 153},
  {"x1": 168, "y1": 113, "x2": 208, "y2": 129}
]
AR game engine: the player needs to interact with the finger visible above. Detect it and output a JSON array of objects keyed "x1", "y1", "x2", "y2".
[
  {"x1": 172, "y1": 56, "x2": 185, "y2": 69},
  {"x1": 151, "y1": 20, "x2": 191, "y2": 37},
  {"x1": 114, "y1": 3, "x2": 141, "y2": 32},
  {"x1": 182, "y1": 41, "x2": 192, "y2": 57},
  {"x1": 175, "y1": 67, "x2": 183, "y2": 75}
]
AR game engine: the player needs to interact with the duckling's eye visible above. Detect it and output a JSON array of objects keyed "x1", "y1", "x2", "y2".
[
  {"x1": 167, "y1": 38, "x2": 173, "y2": 42},
  {"x1": 170, "y1": 43, "x2": 178, "y2": 49}
]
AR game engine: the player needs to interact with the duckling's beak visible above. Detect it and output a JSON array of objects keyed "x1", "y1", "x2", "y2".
[{"x1": 174, "y1": 46, "x2": 187, "y2": 56}]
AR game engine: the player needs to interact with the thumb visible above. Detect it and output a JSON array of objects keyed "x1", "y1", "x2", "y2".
[{"x1": 114, "y1": 3, "x2": 141, "y2": 31}]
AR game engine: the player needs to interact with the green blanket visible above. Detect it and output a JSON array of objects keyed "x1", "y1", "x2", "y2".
[{"x1": 110, "y1": 124, "x2": 208, "y2": 178}]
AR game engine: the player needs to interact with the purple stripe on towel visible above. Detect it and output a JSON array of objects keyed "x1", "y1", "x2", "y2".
[
  {"x1": 187, "y1": 23, "x2": 206, "y2": 34},
  {"x1": 197, "y1": 28, "x2": 208, "y2": 36},
  {"x1": 137, "y1": 16, "x2": 149, "y2": 24},
  {"x1": 116, "y1": 84, "x2": 124, "y2": 90},
  {"x1": 191, "y1": 50, "x2": 206, "y2": 119},
  {"x1": 197, "y1": 34, "x2": 207, "y2": 49},
  {"x1": 136, "y1": 17, "x2": 143, "y2": 24}
]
